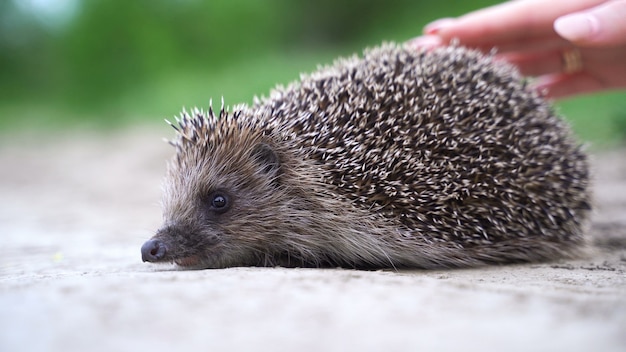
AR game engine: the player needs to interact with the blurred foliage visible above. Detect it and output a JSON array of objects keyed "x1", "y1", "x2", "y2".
[{"x1": 0, "y1": 0, "x2": 624, "y2": 148}]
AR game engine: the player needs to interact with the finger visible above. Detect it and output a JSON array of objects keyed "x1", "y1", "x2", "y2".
[
  {"x1": 530, "y1": 72, "x2": 605, "y2": 99},
  {"x1": 498, "y1": 51, "x2": 565, "y2": 77},
  {"x1": 554, "y1": 0, "x2": 626, "y2": 46},
  {"x1": 428, "y1": 0, "x2": 607, "y2": 49},
  {"x1": 408, "y1": 35, "x2": 443, "y2": 51},
  {"x1": 498, "y1": 46, "x2": 588, "y2": 77},
  {"x1": 411, "y1": 34, "x2": 571, "y2": 56},
  {"x1": 423, "y1": 18, "x2": 455, "y2": 35},
  {"x1": 489, "y1": 37, "x2": 571, "y2": 55}
]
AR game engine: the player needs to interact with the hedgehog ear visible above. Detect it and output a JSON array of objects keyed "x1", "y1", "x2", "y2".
[{"x1": 250, "y1": 143, "x2": 281, "y2": 178}]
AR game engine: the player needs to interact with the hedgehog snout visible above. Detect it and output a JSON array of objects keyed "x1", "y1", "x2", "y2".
[{"x1": 141, "y1": 239, "x2": 167, "y2": 262}]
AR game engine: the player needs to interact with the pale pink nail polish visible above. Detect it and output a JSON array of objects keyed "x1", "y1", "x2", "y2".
[
  {"x1": 554, "y1": 13, "x2": 600, "y2": 41},
  {"x1": 424, "y1": 18, "x2": 455, "y2": 35}
]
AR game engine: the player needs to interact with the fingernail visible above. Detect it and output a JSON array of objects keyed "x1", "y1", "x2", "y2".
[
  {"x1": 409, "y1": 35, "x2": 443, "y2": 50},
  {"x1": 554, "y1": 13, "x2": 600, "y2": 42},
  {"x1": 424, "y1": 18, "x2": 455, "y2": 35}
]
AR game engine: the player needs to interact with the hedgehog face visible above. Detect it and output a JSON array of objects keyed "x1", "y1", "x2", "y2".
[{"x1": 141, "y1": 111, "x2": 290, "y2": 269}]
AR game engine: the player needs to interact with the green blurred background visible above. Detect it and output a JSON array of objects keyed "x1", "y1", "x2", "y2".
[{"x1": 1, "y1": 0, "x2": 624, "y2": 148}]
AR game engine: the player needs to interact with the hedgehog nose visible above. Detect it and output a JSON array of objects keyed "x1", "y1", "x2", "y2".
[{"x1": 141, "y1": 239, "x2": 167, "y2": 262}]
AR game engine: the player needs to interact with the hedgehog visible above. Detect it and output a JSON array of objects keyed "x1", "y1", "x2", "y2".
[{"x1": 140, "y1": 43, "x2": 591, "y2": 269}]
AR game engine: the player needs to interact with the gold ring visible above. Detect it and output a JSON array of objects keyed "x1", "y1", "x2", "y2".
[{"x1": 562, "y1": 48, "x2": 583, "y2": 74}]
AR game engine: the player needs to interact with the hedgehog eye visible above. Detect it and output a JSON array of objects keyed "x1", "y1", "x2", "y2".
[
  {"x1": 208, "y1": 192, "x2": 230, "y2": 214},
  {"x1": 212, "y1": 195, "x2": 226, "y2": 208}
]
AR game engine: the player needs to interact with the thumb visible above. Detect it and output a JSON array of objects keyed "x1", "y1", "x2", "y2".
[{"x1": 554, "y1": 0, "x2": 626, "y2": 47}]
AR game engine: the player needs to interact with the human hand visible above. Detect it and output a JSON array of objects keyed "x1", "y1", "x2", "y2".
[{"x1": 411, "y1": 0, "x2": 626, "y2": 99}]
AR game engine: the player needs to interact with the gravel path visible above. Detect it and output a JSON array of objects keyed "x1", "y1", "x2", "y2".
[{"x1": 1, "y1": 127, "x2": 625, "y2": 352}]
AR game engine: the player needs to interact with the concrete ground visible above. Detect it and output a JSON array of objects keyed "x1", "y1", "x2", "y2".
[{"x1": 1, "y1": 126, "x2": 625, "y2": 352}]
